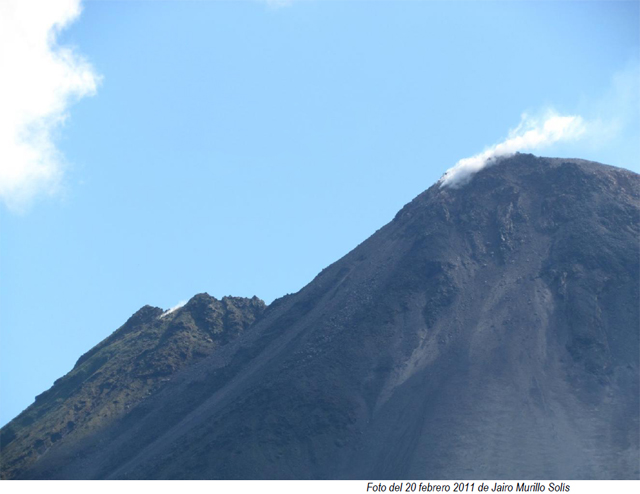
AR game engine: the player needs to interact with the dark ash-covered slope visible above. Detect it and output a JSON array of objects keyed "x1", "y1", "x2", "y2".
[
  {"x1": 0, "y1": 294, "x2": 265, "y2": 479},
  {"x1": 6, "y1": 154, "x2": 640, "y2": 479}
]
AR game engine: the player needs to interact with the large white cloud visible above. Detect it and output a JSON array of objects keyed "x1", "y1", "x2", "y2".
[{"x1": 0, "y1": 0, "x2": 99, "y2": 212}]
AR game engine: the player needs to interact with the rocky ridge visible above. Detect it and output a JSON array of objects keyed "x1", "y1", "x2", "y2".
[{"x1": 0, "y1": 294, "x2": 265, "y2": 479}]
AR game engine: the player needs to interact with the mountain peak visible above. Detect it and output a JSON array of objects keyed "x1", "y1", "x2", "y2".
[{"x1": 2, "y1": 156, "x2": 638, "y2": 480}]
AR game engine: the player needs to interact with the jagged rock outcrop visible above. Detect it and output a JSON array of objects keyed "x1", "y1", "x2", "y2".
[{"x1": 0, "y1": 294, "x2": 265, "y2": 479}]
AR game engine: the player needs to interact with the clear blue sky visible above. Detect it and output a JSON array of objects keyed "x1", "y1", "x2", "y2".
[{"x1": 1, "y1": 0, "x2": 638, "y2": 426}]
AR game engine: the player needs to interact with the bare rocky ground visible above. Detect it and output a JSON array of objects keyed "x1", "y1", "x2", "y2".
[{"x1": 1, "y1": 154, "x2": 638, "y2": 479}]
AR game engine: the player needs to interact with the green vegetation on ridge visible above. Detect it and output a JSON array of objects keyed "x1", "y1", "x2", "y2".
[{"x1": 0, "y1": 293, "x2": 265, "y2": 479}]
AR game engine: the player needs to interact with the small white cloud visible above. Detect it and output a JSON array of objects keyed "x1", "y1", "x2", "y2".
[
  {"x1": 440, "y1": 111, "x2": 586, "y2": 188},
  {"x1": 160, "y1": 300, "x2": 187, "y2": 319},
  {"x1": 0, "y1": 0, "x2": 100, "y2": 212}
]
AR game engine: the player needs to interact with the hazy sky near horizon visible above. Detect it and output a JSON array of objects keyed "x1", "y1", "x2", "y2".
[{"x1": 1, "y1": 0, "x2": 638, "y2": 426}]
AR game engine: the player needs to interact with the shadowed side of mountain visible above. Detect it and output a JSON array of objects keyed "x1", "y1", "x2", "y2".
[
  {"x1": 7, "y1": 155, "x2": 640, "y2": 479},
  {"x1": 0, "y1": 293, "x2": 266, "y2": 479}
]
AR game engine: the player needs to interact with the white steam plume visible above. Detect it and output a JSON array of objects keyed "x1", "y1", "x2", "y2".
[
  {"x1": 160, "y1": 300, "x2": 187, "y2": 319},
  {"x1": 440, "y1": 111, "x2": 586, "y2": 188},
  {"x1": 0, "y1": 0, "x2": 100, "y2": 212}
]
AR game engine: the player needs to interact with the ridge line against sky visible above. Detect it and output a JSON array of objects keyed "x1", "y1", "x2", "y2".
[
  {"x1": 0, "y1": 0, "x2": 638, "y2": 427},
  {"x1": 439, "y1": 111, "x2": 586, "y2": 188},
  {"x1": 440, "y1": 59, "x2": 640, "y2": 187}
]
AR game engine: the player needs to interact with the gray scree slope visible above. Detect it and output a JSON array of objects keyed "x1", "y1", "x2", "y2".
[{"x1": 4, "y1": 154, "x2": 639, "y2": 479}]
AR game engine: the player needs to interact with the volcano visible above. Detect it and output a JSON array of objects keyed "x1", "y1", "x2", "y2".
[{"x1": 1, "y1": 154, "x2": 638, "y2": 479}]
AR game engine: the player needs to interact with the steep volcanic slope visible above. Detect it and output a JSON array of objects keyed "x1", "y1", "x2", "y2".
[
  {"x1": 0, "y1": 294, "x2": 265, "y2": 479},
  {"x1": 7, "y1": 154, "x2": 640, "y2": 480}
]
